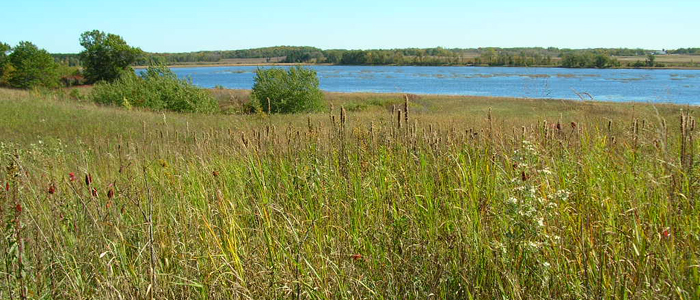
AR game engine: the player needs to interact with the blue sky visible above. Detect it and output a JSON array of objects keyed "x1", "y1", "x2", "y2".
[{"x1": 1, "y1": 0, "x2": 698, "y2": 53}]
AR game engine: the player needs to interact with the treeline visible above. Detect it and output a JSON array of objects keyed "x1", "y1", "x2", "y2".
[
  {"x1": 49, "y1": 46, "x2": 699, "y2": 69},
  {"x1": 669, "y1": 48, "x2": 700, "y2": 54}
]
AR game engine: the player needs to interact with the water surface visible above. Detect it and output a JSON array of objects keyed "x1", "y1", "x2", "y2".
[{"x1": 150, "y1": 65, "x2": 700, "y2": 104}]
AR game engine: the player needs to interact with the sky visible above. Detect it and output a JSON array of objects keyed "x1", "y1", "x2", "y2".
[{"x1": 1, "y1": 0, "x2": 698, "y2": 53}]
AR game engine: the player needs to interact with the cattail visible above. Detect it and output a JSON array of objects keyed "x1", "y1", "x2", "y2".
[
  {"x1": 340, "y1": 106, "x2": 347, "y2": 126},
  {"x1": 403, "y1": 94, "x2": 409, "y2": 124},
  {"x1": 397, "y1": 109, "x2": 402, "y2": 129}
]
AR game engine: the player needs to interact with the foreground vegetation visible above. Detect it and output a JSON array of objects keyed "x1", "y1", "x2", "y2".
[{"x1": 1, "y1": 88, "x2": 699, "y2": 299}]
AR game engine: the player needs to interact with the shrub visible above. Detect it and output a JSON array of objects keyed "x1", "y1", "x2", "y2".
[
  {"x1": 251, "y1": 66, "x2": 324, "y2": 113},
  {"x1": 91, "y1": 65, "x2": 218, "y2": 113}
]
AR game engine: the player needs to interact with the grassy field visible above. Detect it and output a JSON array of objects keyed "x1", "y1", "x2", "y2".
[{"x1": 0, "y1": 88, "x2": 699, "y2": 299}]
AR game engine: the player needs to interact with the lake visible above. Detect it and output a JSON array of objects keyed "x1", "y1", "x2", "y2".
[{"x1": 153, "y1": 65, "x2": 700, "y2": 105}]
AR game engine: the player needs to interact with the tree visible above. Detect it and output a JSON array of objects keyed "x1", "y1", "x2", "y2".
[
  {"x1": 0, "y1": 42, "x2": 11, "y2": 85},
  {"x1": 7, "y1": 41, "x2": 59, "y2": 89},
  {"x1": 251, "y1": 66, "x2": 324, "y2": 113},
  {"x1": 0, "y1": 42, "x2": 10, "y2": 79},
  {"x1": 79, "y1": 30, "x2": 142, "y2": 83}
]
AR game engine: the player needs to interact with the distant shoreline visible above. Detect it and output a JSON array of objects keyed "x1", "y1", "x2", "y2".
[{"x1": 132, "y1": 63, "x2": 700, "y2": 71}]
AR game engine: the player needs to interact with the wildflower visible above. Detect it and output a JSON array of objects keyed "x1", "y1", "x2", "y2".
[
  {"x1": 507, "y1": 197, "x2": 519, "y2": 205},
  {"x1": 4, "y1": 182, "x2": 8, "y2": 191},
  {"x1": 69, "y1": 172, "x2": 76, "y2": 182},
  {"x1": 521, "y1": 171, "x2": 529, "y2": 181},
  {"x1": 662, "y1": 227, "x2": 671, "y2": 238},
  {"x1": 15, "y1": 203, "x2": 22, "y2": 213},
  {"x1": 351, "y1": 254, "x2": 363, "y2": 261},
  {"x1": 48, "y1": 183, "x2": 56, "y2": 194},
  {"x1": 212, "y1": 171, "x2": 219, "y2": 177},
  {"x1": 85, "y1": 174, "x2": 93, "y2": 186},
  {"x1": 571, "y1": 122, "x2": 577, "y2": 129},
  {"x1": 91, "y1": 187, "x2": 98, "y2": 197}
]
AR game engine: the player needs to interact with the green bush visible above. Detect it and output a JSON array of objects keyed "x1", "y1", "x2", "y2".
[
  {"x1": 6, "y1": 41, "x2": 59, "y2": 89},
  {"x1": 91, "y1": 65, "x2": 218, "y2": 113},
  {"x1": 251, "y1": 66, "x2": 324, "y2": 113}
]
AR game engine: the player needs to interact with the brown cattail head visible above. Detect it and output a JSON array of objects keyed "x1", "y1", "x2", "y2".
[
  {"x1": 521, "y1": 171, "x2": 529, "y2": 181},
  {"x1": 85, "y1": 174, "x2": 93, "y2": 186},
  {"x1": 404, "y1": 94, "x2": 409, "y2": 124}
]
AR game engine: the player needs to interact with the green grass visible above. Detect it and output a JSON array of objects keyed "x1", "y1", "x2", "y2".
[{"x1": 0, "y1": 88, "x2": 698, "y2": 299}]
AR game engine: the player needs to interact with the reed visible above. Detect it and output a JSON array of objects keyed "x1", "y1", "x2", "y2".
[{"x1": 0, "y1": 88, "x2": 698, "y2": 299}]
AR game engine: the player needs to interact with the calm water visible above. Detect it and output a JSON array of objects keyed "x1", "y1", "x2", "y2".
[{"x1": 154, "y1": 65, "x2": 700, "y2": 104}]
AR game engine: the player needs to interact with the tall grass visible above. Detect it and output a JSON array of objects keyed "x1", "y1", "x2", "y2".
[{"x1": 0, "y1": 88, "x2": 698, "y2": 299}]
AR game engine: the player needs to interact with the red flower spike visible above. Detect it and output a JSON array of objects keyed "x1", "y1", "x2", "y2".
[
  {"x1": 4, "y1": 182, "x2": 8, "y2": 191},
  {"x1": 212, "y1": 171, "x2": 219, "y2": 177},
  {"x1": 48, "y1": 184, "x2": 56, "y2": 194},
  {"x1": 351, "y1": 254, "x2": 363, "y2": 261},
  {"x1": 91, "y1": 187, "x2": 98, "y2": 197},
  {"x1": 107, "y1": 188, "x2": 115, "y2": 199},
  {"x1": 662, "y1": 228, "x2": 671, "y2": 238},
  {"x1": 85, "y1": 174, "x2": 93, "y2": 186},
  {"x1": 69, "y1": 172, "x2": 76, "y2": 182},
  {"x1": 15, "y1": 203, "x2": 22, "y2": 213}
]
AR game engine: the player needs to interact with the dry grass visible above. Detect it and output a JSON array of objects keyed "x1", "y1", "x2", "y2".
[{"x1": 0, "y1": 88, "x2": 698, "y2": 299}]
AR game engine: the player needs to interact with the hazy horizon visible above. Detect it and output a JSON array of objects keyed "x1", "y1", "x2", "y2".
[{"x1": 3, "y1": 0, "x2": 699, "y2": 53}]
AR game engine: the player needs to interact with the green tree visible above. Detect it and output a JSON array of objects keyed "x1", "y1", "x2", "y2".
[
  {"x1": 251, "y1": 66, "x2": 324, "y2": 113},
  {"x1": 79, "y1": 30, "x2": 142, "y2": 83},
  {"x1": 7, "y1": 41, "x2": 59, "y2": 89},
  {"x1": 0, "y1": 42, "x2": 10, "y2": 79}
]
